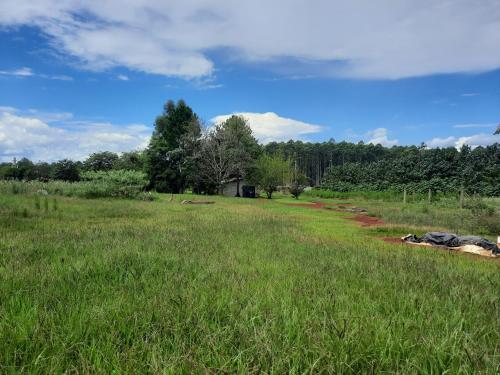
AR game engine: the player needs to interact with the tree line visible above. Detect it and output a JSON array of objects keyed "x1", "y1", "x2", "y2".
[
  {"x1": 1, "y1": 99, "x2": 499, "y2": 196},
  {"x1": 0, "y1": 151, "x2": 145, "y2": 182},
  {"x1": 264, "y1": 140, "x2": 500, "y2": 196}
]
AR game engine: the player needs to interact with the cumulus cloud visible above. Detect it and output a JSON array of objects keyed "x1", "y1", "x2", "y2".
[
  {"x1": 426, "y1": 136, "x2": 457, "y2": 148},
  {"x1": 365, "y1": 128, "x2": 398, "y2": 147},
  {"x1": 0, "y1": 1, "x2": 499, "y2": 79},
  {"x1": 211, "y1": 112, "x2": 322, "y2": 143},
  {"x1": 427, "y1": 133, "x2": 499, "y2": 148},
  {"x1": 0, "y1": 108, "x2": 151, "y2": 162},
  {"x1": 117, "y1": 74, "x2": 129, "y2": 81}
]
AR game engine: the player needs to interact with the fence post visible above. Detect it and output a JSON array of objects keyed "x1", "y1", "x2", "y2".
[
  {"x1": 428, "y1": 188, "x2": 432, "y2": 204},
  {"x1": 459, "y1": 186, "x2": 464, "y2": 209},
  {"x1": 403, "y1": 187, "x2": 407, "y2": 204}
]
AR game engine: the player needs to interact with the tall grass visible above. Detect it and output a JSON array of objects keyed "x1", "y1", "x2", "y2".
[
  {"x1": 303, "y1": 188, "x2": 500, "y2": 236},
  {"x1": 0, "y1": 194, "x2": 498, "y2": 373},
  {"x1": 0, "y1": 171, "x2": 153, "y2": 200}
]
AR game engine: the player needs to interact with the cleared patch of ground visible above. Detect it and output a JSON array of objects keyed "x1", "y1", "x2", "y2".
[
  {"x1": 348, "y1": 214, "x2": 385, "y2": 227},
  {"x1": 285, "y1": 201, "x2": 328, "y2": 209}
]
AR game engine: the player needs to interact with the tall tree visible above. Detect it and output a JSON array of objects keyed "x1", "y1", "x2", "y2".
[
  {"x1": 221, "y1": 116, "x2": 260, "y2": 196},
  {"x1": 145, "y1": 100, "x2": 201, "y2": 193},
  {"x1": 28, "y1": 162, "x2": 52, "y2": 181},
  {"x1": 196, "y1": 123, "x2": 234, "y2": 194},
  {"x1": 52, "y1": 159, "x2": 80, "y2": 181},
  {"x1": 196, "y1": 116, "x2": 260, "y2": 196}
]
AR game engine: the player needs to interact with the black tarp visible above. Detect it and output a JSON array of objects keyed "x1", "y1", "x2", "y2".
[{"x1": 404, "y1": 232, "x2": 499, "y2": 255}]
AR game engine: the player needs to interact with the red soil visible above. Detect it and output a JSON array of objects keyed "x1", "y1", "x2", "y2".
[
  {"x1": 382, "y1": 237, "x2": 403, "y2": 244},
  {"x1": 285, "y1": 202, "x2": 328, "y2": 209},
  {"x1": 285, "y1": 202, "x2": 385, "y2": 227},
  {"x1": 285, "y1": 202, "x2": 354, "y2": 209},
  {"x1": 347, "y1": 214, "x2": 385, "y2": 227}
]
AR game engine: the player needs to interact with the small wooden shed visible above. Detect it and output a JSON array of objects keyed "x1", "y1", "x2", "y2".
[{"x1": 222, "y1": 179, "x2": 256, "y2": 198}]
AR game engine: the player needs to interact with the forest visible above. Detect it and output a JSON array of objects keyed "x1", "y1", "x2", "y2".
[{"x1": 264, "y1": 140, "x2": 500, "y2": 195}]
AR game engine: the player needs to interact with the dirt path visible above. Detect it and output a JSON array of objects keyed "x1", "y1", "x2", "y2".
[
  {"x1": 285, "y1": 201, "x2": 355, "y2": 210},
  {"x1": 285, "y1": 202, "x2": 328, "y2": 209},
  {"x1": 347, "y1": 214, "x2": 385, "y2": 227},
  {"x1": 285, "y1": 201, "x2": 385, "y2": 227}
]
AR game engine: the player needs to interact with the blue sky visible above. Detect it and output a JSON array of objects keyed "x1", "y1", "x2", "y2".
[{"x1": 0, "y1": 1, "x2": 499, "y2": 161}]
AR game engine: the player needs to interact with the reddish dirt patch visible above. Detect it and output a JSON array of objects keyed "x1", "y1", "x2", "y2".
[
  {"x1": 348, "y1": 214, "x2": 385, "y2": 227},
  {"x1": 285, "y1": 202, "x2": 355, "y2": 210},
  {"x1": 285, "y1": 202, "x2": 327, "y2": 209},
  {"x1": 382, "y1": 237, "x2": 403, "y2": 244}
]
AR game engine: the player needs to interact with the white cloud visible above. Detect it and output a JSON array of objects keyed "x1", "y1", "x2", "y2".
[
  {"x1": 1, "y1": 1, "x2": 500, "y2": 79},
  {"x1": 0, "y1": 106, "x2": 17, "y2": 113},
  {"x1": 453, "y1": 123, "x2": 496, "y2": 129},
  {"x1": 365, "y1": 128, "x2": 398, "y2": 147},
  {"x1": 426, "y1": 136, "x2": 457, "y2": 148},
  {"x1": 461, "y1": 93, "x2": 480, "y2": 97},
  {"x1": 0, "y1": 67, "x2": 34, "y2": 77},
  {"x1": 211, "y1": 112, "x2": 322, "y2": 143},
  {"x1": 456, "y1": 133, "x2": 499, "y2": 148},
  {"x1": 25, "y1": 109, "x2": 73, "y2": 123},
  {"x1": 43, "y1": 74, "x2": 73, "y2": 81},
  {"x1": 0, "y1": 67, "x2": 73, "y2": 81},
  {"x1": 117, "y1": 74, "x2": 129, "y2": 81},
  {"x1": 0, "y1": 109, "x2": 151, "y2": 162},
  {"x1": 427, "y1": 133, "x2": 499, "y2": 148}
]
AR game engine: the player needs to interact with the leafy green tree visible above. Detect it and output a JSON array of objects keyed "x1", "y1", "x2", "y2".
[
  {"x1": 52, "y1": 159, "x2": 80, "y2": 181},
  {"x1": 0, "y1": 159, "x2": 38, "y2": 180},
  {"x1": 145, "y1": 100, "x2": 201, "y2": 193},
  {"x1": 28, "y1": 162, "x2": 52, "y2": 181},
  {"x1": 221, "y1": 116, "x2": 260, "y2": 196},
  {"x1": 0, "y1": 162, "x2": 16, "y2": 180},
  {"x1": 255, "y1": 154, "x2": 290, "y2": 199},
  {"x1": 113, "y1": 151, "x2": 145, "y2": 171},
  {"x1": 195, "y1": 115, "x2": 260, "y2": 196},
  {"x1": 15, "y1": 158, "x2": 34, "y2": 179},
  {"x1": 84, "y1": 152, "x2": 119, "y2": 171},
  {"x1": 289, "y1": 166, "x2": 309, "y2": 199}
]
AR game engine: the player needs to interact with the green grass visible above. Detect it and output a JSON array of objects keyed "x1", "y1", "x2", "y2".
[
  {"x1": 0, "y1": 192, "x2": 499, "y2": 373},
  {"x1": 0, "y1": 179, "x2": 153, "y2": 200},
  {"x1": 344, "y1": 198, "x2": 500, "y2": 239}
]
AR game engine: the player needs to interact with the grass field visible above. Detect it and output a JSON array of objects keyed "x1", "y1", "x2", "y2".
[{"x1": 0, "y1": 192, "x2": 499, "y2": 373}]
